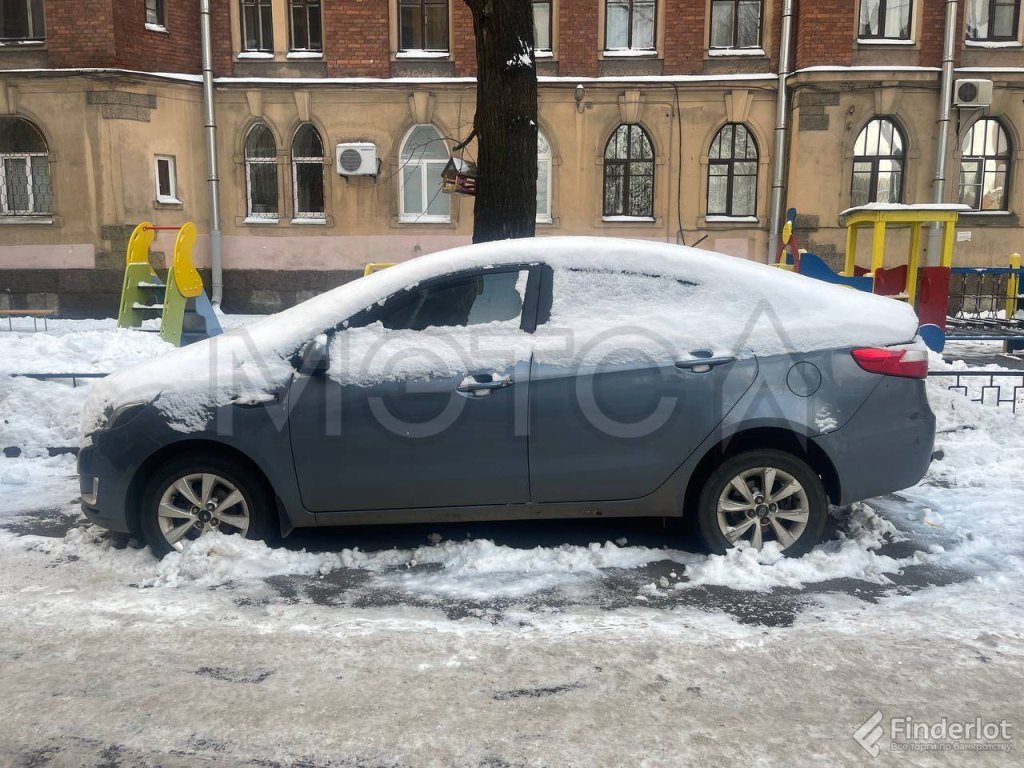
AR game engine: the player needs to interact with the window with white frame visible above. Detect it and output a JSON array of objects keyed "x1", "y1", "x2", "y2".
[
  {"x1": 399, "y1": 124, "x2": 450, "y2": 222},
  {"x1": 603, "y1": 123, "x2": 655, "y2": 219},
  {"x1": 145, "y1": 0, "x2": 167, "y2": 29},
  {"x1": 959, "y1": 118, "x2": 1012, "y2": 211},
  {"x1": 241, "y1": 0, "x2": 274, "y2": 52},
  {"x1": 605, "y1": 0, "x2": 656, "y2": 52},
  {"x1": 858, "y1": 0, "x2": 912, "y2": 40},
  {"x1": 707, "y1": 123, "x2": 758, "y2": 217},
  {"x1": 291, "y1": 123, "x2": 325, "y2": 220},
  {"x1": 537, "y1": 130, "x2": 553, "y2": 223},
  {"x1": 399, "y1": 0, "x2": 449, "y2": 53},
  {"x1": 709, "y1": 0, "x2": 762, "y2": 50},
  {"x1": 0, "y1": 0, "x2": 45, "y2": 42},
  {"x1": 966, "y1": 0, "x2": 1021, "y2": 41},
  {"x1": 154, "y1": 155, "x2": 179, "y2": 204},
  {"x1": 0, "y1": 118, "x2": 51, "y2": 216},
  {"x1": 852, "y1": 118, "x2": 905, "y2": 207},
  {"x1": 244, "y1": 123, "x2": 279, "y2": 220},
  {"x1": 289, "y1": 0, "x2": 322, "y2": 52},
  {"x1": 533, "y1": 0, "x2": 553, "y2": 53}
]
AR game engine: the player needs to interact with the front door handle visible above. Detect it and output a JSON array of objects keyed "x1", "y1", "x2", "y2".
[
  {"x1": 457, "y1": 372, "x2": 514, "y2": 396},
  {"x1": 675, "y1": 357, "x2": 735, "y2": 373}
]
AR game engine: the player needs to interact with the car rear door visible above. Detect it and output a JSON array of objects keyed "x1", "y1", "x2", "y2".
[
  {"x1": 288, "y1": 265, "x2": 539, "y2": 513},
  {"x1": 528, "y1": 266, "x2": 758, "y2": 503}
]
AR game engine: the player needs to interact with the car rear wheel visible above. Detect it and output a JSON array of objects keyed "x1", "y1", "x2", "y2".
[
  {"x1": 140, "y1": 453, "x2": 275, "y2": 559},
  {"x1": 696, "y1": 449, "x2": 827, "y2": 557}
]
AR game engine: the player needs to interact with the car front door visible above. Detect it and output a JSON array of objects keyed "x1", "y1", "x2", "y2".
[
  {"x1": 288, "y1": 266, "x2": 538, "y2": 513},
  {"x1": 528, "y1": 266, "x2": 759, "y2": 503}
]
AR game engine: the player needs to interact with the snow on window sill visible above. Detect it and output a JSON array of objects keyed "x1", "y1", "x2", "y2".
[
  {"x1": 0, "y1": 39, "x2": 45, "y2": 47},
  {"x1": 536, "y1": 215, "x2": 554, "y2": 225},
  {"x1": 155, "y1": 196, "x2": 182, "y2": 206},
  {"x1": 708, "y1": 47, "x2": 766, "y2": 57},
  {"x1": 287, "y1": 51, "x2": 323, "y2": 59},
  {"x1": 244, "y1": 216, "x2": 279, "y2": 224},
  {"x1": 706, "y1": 215, "x2": 759, "y2": 223},
  {"x1": 291, "y1": 216, "x2": 327, "y2": 224},
  {"x1": 602, "y1": 49, "x2": 658, "y2": 58},
  {"x1": 602, "y1": 215, "x2": 656, "y2": 223},
  {"x1": 395, "y1": 50, "x2": 450, "y2": 59},
  {"x1": 856, "y1": 38, "x2": 914, "y2": 46},
  {"x1": 535, "y1": 50, "x2": 553, "y2": 58},
  {"x1": 145, "y1": 23, "x2": 168, "y2": 34},
  {"x1": 0, "y1": 215, "x2": 53, "y2": 224},
  {"x1": 399, "y1": 214, "x2": 451, "y2": 224},
  {"x1": 965, "y1": 39, "x2": 1022, "y2": 48},
  {"x1": 237, "y1": 51, "x2": 274, "y2": 59}
]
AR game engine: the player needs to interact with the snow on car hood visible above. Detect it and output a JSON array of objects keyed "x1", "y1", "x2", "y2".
[{"x1": 81, "y1": 237, "x2": 919, "y2": 435}]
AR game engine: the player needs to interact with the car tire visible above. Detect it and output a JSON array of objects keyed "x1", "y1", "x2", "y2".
[
  {"x1": 695, "y1": 449, "x2": 827, "y2": 558},
  {"x1": 139, "y1": 452, "x2": 276, "y2": 559}
]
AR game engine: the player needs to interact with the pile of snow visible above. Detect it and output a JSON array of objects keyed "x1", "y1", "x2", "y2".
[
  {"x1": 0, "y1": 377, "x2": 90, "y2": 455},
  {"x1": 676, "y1": 503, "x2": 920, "y2": 592},
  {"x1": 0, "y1": 321, "x2": 171, "y2": 375},
  {"x1": 82, "y1": 238, "x2": 919, "y2": 435}
]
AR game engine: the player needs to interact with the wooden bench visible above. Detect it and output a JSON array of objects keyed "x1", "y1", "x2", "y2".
[{"x1": 0, "y1": 309, "x2": 58, "y2": 332}]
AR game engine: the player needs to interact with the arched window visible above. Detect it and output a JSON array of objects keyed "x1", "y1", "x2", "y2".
[
  {"x1": 291, "y1": 123, "x2": 325, "y2": 220},
  {"x1": 399, "y1": 124, "x2": 450, "y2": 222},
  {"x1": 537, "y1": 130, "x2": 553, "y2": 223},
  {"x1": 0, "y1": 117, "x2": 51, "y2": 216},
  {"x1": 707, "y1": 123, "x2": 757, "y2": 218},
  {"x1": 603, "y1": 123, "x2": 654, "y2": 219},
  {"x1": 852, "y1": 118, "x2": 905, "y2": 207},
  {"x1": 244, "y1": 123, "x2": 278, "y2": 220},
  {"x1": 959, "y1": 118, "x2": 1011, "y2": 211}
]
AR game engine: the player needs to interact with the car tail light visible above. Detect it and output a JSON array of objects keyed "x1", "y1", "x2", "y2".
[{"x1": 851, "y1": 347, "x2": 929, "y2": 379}]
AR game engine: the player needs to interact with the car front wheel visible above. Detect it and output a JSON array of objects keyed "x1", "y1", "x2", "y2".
[
  {"x1": 696, "y1": 449, "x2": 828, "y2": 557},
  {"x1": 139, "y1": 453, "x2": 275, "y2": 559}
]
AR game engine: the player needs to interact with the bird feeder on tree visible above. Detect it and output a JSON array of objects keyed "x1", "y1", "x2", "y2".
[{"x1": 441, "y1": 157, "x2": 479, "y2": 196}]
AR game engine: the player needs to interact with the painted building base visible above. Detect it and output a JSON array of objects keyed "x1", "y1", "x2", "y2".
[{"x1": 0, "y1": 268, "x2": 364, "y2": 318}]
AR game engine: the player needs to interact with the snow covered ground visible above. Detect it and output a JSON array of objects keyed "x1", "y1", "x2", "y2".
[{"x1": 0, "y1": 320, "x2": 1022, "y2": 766}]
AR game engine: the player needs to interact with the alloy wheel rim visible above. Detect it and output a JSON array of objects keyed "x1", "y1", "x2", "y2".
[
  {"x1": 157, "y1": 472, "x2": 250, "y2": 551},
  {"x1": 716, "y1": 466, "x2": 809, "y2": 551}
]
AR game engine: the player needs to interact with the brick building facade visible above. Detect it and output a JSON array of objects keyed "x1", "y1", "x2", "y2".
[{"x1": 1, "y1": 0, "x2": 1022, "y2": 314}]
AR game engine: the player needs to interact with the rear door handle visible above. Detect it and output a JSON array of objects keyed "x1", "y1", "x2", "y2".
[
  {"x1": 457, "y1": 372, "x2": 514, "y2": 396},
  {"x1": 675, "y1": 357, "x2": 735, "y2": 372}
]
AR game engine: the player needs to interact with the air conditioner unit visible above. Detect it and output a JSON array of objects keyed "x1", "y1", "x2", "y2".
[
  {"x1": 954, "y1": 79, "x2": 993, "y2": 108},
  {"x1": 336, "y1": 142, "x2": 378, "y2": 176}
]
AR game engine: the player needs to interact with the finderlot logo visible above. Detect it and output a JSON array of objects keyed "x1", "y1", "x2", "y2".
[
  {"x1": 854, "y1": 711, "x2": 1014, "y2": 756},
  {"x1": 854, "y1": 710, "x2": 885, "y2": 757}
]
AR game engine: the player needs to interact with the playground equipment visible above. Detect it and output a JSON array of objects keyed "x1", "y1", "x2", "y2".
[
  {"x1": 363, "y1": 262, "x2": 396, "y2": 276},
  {"x1": 775, "y1": 205, "x2": 1024, "y2": 352},
  {"x1": 116, "y1": 222, "x2": 222, "y2": 346}
]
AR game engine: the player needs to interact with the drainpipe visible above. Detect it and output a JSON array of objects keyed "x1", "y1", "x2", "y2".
[
  {"x1": 200, "y1": 0, "x2": 223, "y2": 305},
  {"x1": 927, "y1": 0, "x2": 958, "y2": 267},
  {"x1": 767, "y1": 0, "x2": 795, "y2": 263}
]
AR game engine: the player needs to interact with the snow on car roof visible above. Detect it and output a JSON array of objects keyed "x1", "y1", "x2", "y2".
[{"x1": 82, "y1": 237, "x2": 919, "y2": 435}]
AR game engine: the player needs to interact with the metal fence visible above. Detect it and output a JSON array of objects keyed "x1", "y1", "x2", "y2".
[
  {"x1": 8, "y1": 372, "x2": 108, "y2": 388},
  {"x1": 928, "y1": 370, "x2": 1024, "y2": 414}
]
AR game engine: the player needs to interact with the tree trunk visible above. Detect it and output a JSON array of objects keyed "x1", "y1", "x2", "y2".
[{"x1": 464, "y1": 0, "x2": 538, "y2": 243}]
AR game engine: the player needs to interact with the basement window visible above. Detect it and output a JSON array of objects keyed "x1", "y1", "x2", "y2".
[{"x1": 155, "y1": 155, "x2": 180, "y2": 205}]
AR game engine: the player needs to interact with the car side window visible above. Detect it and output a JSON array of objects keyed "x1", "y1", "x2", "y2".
[
  {"x1": 376, "y1": 269, "x2": 529, "y2": 331},
  {"x1": 546, "y1": 267, "x2": 698, "y2": 327}
]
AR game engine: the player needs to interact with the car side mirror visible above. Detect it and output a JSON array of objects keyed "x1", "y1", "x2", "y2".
[{"x1": 299, "y1": 334, "x2": 331, "y2": 376}]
